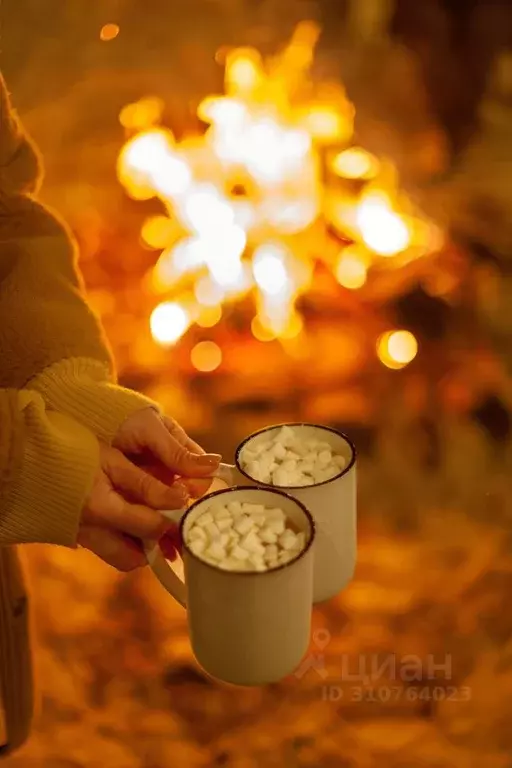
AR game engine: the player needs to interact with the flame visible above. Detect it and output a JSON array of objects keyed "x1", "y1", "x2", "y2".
[{"x1": 117, "y1": 23, "x2": 436, "y2": 349}]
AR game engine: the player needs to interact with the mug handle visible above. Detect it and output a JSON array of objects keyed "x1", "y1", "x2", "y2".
[
  {"x1": 144, "y1": 464, "x2": 250, "y2": 605},
  {"x1": 212, "y1": 462, "x2": 252, "y2": 486},
  {"x1": 143, "y1": 507, "x2": 188, "y2": 608}
]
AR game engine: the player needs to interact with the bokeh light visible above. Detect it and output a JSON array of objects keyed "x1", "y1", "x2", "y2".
[
  {"x1": 99, "y1": 24, "x2": 120, "y2": 41},
  {"x1": 377, "y1": 330, "x2": 418, "y2": 369},
  {"x1": 335, "y1": 249, "x2": 368, "y2": 289},
  {"x1": 190, "y1": 341, "x2": 223, "y2": 371},
  {"x1": 150, "y1": 302, "x2": 190, "y2": 345},
  {"x1": 332, "y1": 147, "x2": 379, "y2": 180}
]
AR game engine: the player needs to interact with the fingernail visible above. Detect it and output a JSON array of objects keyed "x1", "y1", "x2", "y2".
[
  {"x1": 173, "y1": 481, "x2": 189, "y2": 498},
  {"x1": 195, "y1": 453, "x2": 222, "y2": 467}
]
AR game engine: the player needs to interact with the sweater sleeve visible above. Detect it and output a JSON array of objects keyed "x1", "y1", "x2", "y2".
[
  {"x1": 0, "y1": 72, "x2": 156, "y2": 441},
  {"x1": 0, "y1": 389, "x2": 99, "y2": 547}
]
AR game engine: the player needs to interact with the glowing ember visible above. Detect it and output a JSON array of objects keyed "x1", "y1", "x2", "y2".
[
  {"x1": 117, "y1": 22, "x2": 436, "y2": 355},
  {"x1": 377, "y1": 330, "x2": 418, "y2": 369}
]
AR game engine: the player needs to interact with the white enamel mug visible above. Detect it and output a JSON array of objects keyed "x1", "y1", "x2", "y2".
[
  {"x1": 214, "y1": 423, "x2": 356, "y2": 603},
  {"x1": 144, "y1": 486, "x2": 315, "y2": 687}
]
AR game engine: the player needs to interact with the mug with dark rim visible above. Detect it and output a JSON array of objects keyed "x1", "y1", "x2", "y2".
[
  {"x1": 213, "y1": 423, "x2": 357, "y2": 603},
  {"x1": 144, "y1": 486, "x2": 315, "y2": 686}
]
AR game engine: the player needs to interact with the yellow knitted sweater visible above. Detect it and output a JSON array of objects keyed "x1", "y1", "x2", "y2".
[{"x1": 0, "y1": 72, "x2": 154, "y2": 753}]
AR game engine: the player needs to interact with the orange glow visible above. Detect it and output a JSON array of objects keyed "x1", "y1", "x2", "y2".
[
  {"x1": 116, "y1": 23, "x2": 436, "y2": 352},
  {"x1": 100, "y1": 23, "x2": 119, "y2": 41},
  {"x1": 377, "y1": 330, "x2": 418, "y2": 369},
  {"x1": 191, "y1": 341, "x2": 222, "y2": 372},
  {"x1": 332, "y1": 147, "x2": 379, "y2": 180}
]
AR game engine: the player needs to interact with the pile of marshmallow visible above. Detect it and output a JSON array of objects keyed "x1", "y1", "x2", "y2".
[
  {"x1": 185, "y1": 501, "x2": 306, "y2": 571},
  {"x1": 239, "y1": 425, "x2": 346, "y2": 486}
]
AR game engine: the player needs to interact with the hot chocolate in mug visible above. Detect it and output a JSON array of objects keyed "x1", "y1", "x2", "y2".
[
  {"x1": 213, "y1": 423, "x2": 356, "y2": 603},
  {"x1": 144, "y1": 486, "x2": 315, "y2": 687}
]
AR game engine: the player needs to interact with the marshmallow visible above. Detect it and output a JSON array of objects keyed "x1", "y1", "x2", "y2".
[
  {"x1": 267, "y1": 519, "x2": 285, "y2": 535},
  {"x1": 212, "y1": 506, "x2": 231, "y2": 521},
  {"x1": 239, "y1": 427, "x2": 347, "y2": 488},
  {"x1": 259, "y1": 527, "x2": 278, "y2": 544},
  {"x1": 317, "y1": 450, "x2": 332, "y2": 467},
  {"x1": 278, "y1": 530, "x2": 298, "y2": 551},
  {"x1": 206, "y1": 542, "x2": 226, "y2": 560},
  {"x1": 232, "y1": 545, "x2": 250, "y2": 561},
  {"x1": 234, "y1": 516, "x2": 254, "y2": 535},
  {"x1": 188, "y1": 526, "x2": 206, "y2": 541},
  {"x1": 204, "y1": 521, "x2": 221, "y2": 540},
  {"x1": 196, "y1": 512, "x2": 214, "y2": 527},
  {"x1": 189, "y1": 539, "x2": 205, "y2": 556},
  {"x1": 184, "y1": 500, "x2": 308, "y2": 572}
]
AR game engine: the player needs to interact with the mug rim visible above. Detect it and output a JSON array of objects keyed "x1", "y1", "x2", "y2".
[
  {"x1": 234, "y1": 422, "x2": 356, "y2": 490},
  {"x1": 178, "y1": 485, "x2": 316, "y2": 576}
]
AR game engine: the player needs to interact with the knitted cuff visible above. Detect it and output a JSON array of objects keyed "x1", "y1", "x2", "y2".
[{"x1": 28, "y1": 357, "x2": 160, "y2": 444}]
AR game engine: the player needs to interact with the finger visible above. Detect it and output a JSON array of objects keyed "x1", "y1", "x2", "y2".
[
  {"x1": 159, "y1": 525, "x2": 182, "y2": 561},
  {"x1": 144, "y1": 419, "x2": 221, "y2": 478},
  {"x1": 128, "y1": 459, "x2": 177, "y2": 488},
  {"x1": 78, "y1": 526, "x2": 147, "y2": 572},
  {"x1": 88, "y1": 483, "x2": 176, "y2": 540},
  {"x1": 104, "y1": 449, "x2": 189, "y2": 509},
  {"x1": 161, "y1": 415, "x2": 205, "y2": 456},
  {"x1": 180, "y1": 476, "x2": 214, "y2": 498}
]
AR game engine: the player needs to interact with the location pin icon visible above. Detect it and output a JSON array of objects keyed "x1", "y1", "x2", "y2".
[{"x1": 312, "y1": 628, "x2": 331, "y2": 650}]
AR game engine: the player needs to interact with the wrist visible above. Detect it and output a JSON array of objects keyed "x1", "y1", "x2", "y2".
[{"x1": 28, "y1": 357, "x2": 160, "y2": 444}]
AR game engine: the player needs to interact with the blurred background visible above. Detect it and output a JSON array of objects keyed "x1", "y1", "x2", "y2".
[{"x1": 3, "y1": 0, "x2": 512, "y2": 765}]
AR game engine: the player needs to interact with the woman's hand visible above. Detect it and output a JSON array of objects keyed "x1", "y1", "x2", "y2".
[
  {"x1": 113, "y1": 409, "x2": 221, "y2": 497},
  {"x1": 78, "y1": 443, "x2": 187, "y2": 571}
]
